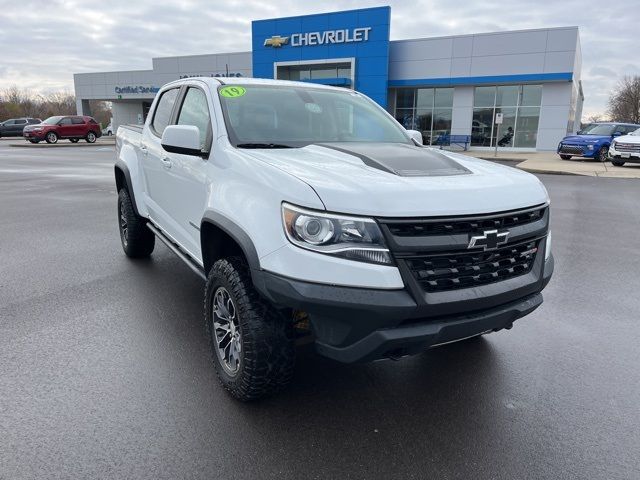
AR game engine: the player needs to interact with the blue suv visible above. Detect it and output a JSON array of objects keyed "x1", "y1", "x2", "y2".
[{"x1": 557, "y1": 122, "x2": 640, "y2": 162}]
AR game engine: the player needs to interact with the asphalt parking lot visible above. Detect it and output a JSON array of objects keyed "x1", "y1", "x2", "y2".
[{"x1": 1, "y1": 139, "x2": 639, "y2": 480}]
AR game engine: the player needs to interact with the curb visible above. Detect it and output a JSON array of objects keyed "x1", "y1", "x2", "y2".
[{"x1": 11, "y1": 141, "x2": 115, "y2": 149}]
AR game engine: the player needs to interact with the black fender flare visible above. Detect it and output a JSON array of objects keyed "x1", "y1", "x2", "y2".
[
  {"x1": 200, "y1": 210, "x2": 261, "y2": 273},
  {"x1": 114, "y1": 160, "x2": 140, "y2": 216}
]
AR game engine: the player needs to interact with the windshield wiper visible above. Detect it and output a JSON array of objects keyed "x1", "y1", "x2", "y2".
[{"x1": 236, "y1": 143, "x2": 295, "y2": 149}]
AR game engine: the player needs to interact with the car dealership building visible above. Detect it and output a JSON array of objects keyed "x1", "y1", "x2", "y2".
[{"x1": 73, "y1": 6, "x2": 583, "y2": 151}]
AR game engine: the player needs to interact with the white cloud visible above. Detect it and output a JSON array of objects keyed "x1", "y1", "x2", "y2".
[{"x1": 1, "y1": 0, "x2": 639, "y2": 117}]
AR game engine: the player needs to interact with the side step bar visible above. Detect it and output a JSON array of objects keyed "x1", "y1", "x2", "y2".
[{"x1": 146, "y1": 223, "x2": 206, "y2": 281}]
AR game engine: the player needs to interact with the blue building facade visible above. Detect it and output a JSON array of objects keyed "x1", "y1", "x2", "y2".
[{"x1": 252, "y1": 7, "x2": 391, "y2": 107}]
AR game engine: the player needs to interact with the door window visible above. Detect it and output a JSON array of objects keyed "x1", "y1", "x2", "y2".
[
  {"x1": 15, "y1": 119, "x2": 27, "y2": 125},
  {"x1": 59, "y1": 118, "x2": 72, "y2": 125},
  {"x1": 176, "y1": 87, "x2": 212, "y2": 151},
  {"x1": 71, "y1": 117, "x2": 85, "y2": 124},
  {"x1": 152, "y1": 88, "x2": 179, "y2": 136}
]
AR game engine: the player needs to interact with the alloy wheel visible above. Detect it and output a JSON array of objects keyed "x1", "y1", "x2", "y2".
[
  {"x1": 213, "y1": 287, "x2": 242, "y2": 376},
  {"x1": 119, "y1": 200, "x2": 128, "y2": 247}
]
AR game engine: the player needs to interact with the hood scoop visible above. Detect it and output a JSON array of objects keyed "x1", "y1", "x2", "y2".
[{"x1": 317, "y1": 142, "x2": 471, "y2": 177}]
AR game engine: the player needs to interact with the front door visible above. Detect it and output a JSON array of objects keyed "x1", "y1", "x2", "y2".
[{"x1": 57, "y1": 117, "x2": 74, "y2": 137}]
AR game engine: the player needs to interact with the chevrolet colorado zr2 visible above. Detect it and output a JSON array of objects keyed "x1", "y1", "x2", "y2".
[{"x1": 115, "y1": 77, "x2": 554, "y2": 401}]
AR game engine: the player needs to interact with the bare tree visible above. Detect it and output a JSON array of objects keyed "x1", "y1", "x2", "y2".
[
  {"x1": 607, "y1": 76, "x2": 640, "y2": 124},
  {"x1": 586, "y1": 114, "x2": 602, "y2": 124}
]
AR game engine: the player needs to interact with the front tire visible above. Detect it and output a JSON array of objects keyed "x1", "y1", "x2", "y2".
[
  {"x1": 117, "y1": 189, "x2": 155, "y2": 258},
  {"x1": 205, "y1": 257, "x2": 295, "y2": 401},
  {"x1": 45, "y1": 132, "x2": 58, "y2": 144},
  {"x1": 86, "y1": 131, "x2": 97, "y2": 143},
  {"x1": 560, "y1": 154, "x2": 572, "y2": 160},
  {"x1": 611, "y1": 159, "x2": 625, "y2": 167}
]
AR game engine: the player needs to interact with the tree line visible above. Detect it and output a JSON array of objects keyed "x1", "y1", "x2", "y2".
[{"x1": 0, "y1": 86, "x2": 111, "y2": 128}]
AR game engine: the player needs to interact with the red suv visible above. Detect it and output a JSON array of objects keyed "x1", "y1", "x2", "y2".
[{"x1": 23, "y1": 115, "x2": 102, "y2": 144}]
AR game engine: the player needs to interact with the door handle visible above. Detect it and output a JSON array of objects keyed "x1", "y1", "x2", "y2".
[{"x1": 161, "y1": 156, "x2": 172, "y2": 168}]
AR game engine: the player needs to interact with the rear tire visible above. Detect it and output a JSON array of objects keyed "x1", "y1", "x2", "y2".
[
  {"x1": 597, "y1": 146, "x2": 609, "y2": 162},
  {"x1": 611, "y1": 159, "x2": 625, "y2": 167},
  {"x1": 560, "y1": 154, "x2": 572, "y2": 160},
  {"x1": 86, "y1": 131, "x2": 97, "y2": 143},
  {"x1": 45, "y1": 132, "x2": 58, "y2": 144},
  {"x1": 117, "y1": 189, "x2": 155, "y2": 258},
  {"x1": 205, "y1": 257, "x2": 295, "y2": 401}
]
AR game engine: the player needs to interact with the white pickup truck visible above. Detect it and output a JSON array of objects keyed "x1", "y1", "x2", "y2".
[{"x1": 115, "y1": 77, "x2": 554, "y2": 401}]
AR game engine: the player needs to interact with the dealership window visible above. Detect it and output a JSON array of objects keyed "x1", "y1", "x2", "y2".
[
  {"x1": 471, "y1": 85, "x2": 542, "y2": 148},
  {"x1": 276, "y1": 63, "x2": 352, "y2": 86},
  {"x1": 393, "y1": 88, "x2": 453, "y2": 145}
]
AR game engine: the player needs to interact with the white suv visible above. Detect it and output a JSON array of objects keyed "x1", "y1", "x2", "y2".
[
  {"x1": 115, "y1": 78, "x2": 553, "y2": 400},
  {"x1": 609, "y1": 127, "x2": 640, "y2": 166}
]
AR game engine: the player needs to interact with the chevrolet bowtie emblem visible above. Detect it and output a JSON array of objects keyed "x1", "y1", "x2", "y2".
[
  {"x1": 264, "y1": 35, "x2": 289, "y2": 48},
  {"x1": 467, "y1": 229, "x2": 509, "y2": 251}
]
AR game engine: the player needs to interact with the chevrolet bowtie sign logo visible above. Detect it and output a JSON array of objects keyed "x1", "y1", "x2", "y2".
[{"x1": 264, "y1": 36, "x2": 289, "y2": 48}]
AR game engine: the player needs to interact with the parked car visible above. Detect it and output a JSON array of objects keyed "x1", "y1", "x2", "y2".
[
  {"x1": 103, "y1": 120, "x2": 113, "y2": 136},
  {"x1": 0, "y1": 118, "x2": 41, "y2": 137},
  {"x1": 557, "y1": 122, "x2": 640, "y2": 161},
  {"x1": 609, "y1": 127, "x2": 640, "y2": 167},
  {"x1": 23, "y1": 115, "x2": 102, "y2": 144},
  {"x1": 115, "y1": 77, "x2": 553, "y2": 401}
]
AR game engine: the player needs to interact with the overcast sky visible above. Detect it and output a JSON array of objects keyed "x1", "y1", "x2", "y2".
[{"x1": 1, "y1": 0, "x2": 639, "y2": 117}]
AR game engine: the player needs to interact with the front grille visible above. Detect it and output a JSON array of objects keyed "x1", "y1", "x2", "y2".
[
  {"x1": 614, "y1": 142, "x2": 640, "y2": 153},
  {"x1": 559, "y1": 145, "x2": 584, "y2": 155},
  {"x1": 405, "y1": 240, "x2": 539, "y2": 293},
  {"x1": 386, "y1": 207, "x2": 545, "y2": 237}
]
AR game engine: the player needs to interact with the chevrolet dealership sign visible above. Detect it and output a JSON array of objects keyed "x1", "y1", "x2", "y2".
[{"x1": 264, "y1": 27, "x2": 372, "y2": 48}]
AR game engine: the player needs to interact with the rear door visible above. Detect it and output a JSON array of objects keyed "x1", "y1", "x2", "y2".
[
  {"x1": 13, "y1": 119, "x2": 27, "y2": 135},
  {"x1": 71, "y1": 117, "x2": 86, "y2": 136},
  {"x1": 140, "y1": 87, "x2": 181, "y2": 238}
]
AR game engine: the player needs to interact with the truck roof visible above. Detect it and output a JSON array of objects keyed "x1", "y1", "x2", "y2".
[{"x1": 162, "y1": 76, "x2": 349, "y2": 93}]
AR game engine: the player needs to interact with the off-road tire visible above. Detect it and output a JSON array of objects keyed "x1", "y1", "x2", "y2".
[
  {"x1": 611, "y1": 159, "x2": 625, "y2": 167},
  {"x1": 205, "y1": 257, "x2": 295, "y2": 401},
  {"x1": 117, "y1": 188, "x2": 155, "y2": 258},
  {"x1": 560, "y1": 154, "x2": 572, "y2": 160}
]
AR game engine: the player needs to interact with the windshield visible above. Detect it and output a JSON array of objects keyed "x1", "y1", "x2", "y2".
[
  {"x1": 217, "y1": 85, "x2": 410, "y2": 147},
  {"x1": 580, "y1": 124, "x2": 615, "y2": 136},
  {"x1": 43, "y1": 116, "x2": 63, "y2": 125}
]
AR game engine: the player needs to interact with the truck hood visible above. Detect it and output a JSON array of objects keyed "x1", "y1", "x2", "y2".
[
  {"x1": 242, "y1": 142, "x2": 548, "y2": 217},
  {"x1": 614, "y1": 134, "x2": 640, "y2": 144},
  {"x1": 561, "y1": 135, "x2": 610, "y2": 144}
]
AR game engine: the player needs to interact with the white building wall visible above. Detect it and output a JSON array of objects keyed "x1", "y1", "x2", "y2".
[
  {"x1": 537, "y1": 83, "x2": 573, "y2": 150},
  {"x1": 450, "y1": 86, "x2": 474, "y2": 136},
  {"x1": 112, "y1": 102, "x2": 145, "y2": 132}
]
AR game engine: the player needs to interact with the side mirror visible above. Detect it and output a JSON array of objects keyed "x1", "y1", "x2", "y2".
[
  {"x1": 161, "y1": 125, "x2": 202, "y2": 156},
  {"x1": 406, "y1": 129, "x2": 423, "y2": 145}
]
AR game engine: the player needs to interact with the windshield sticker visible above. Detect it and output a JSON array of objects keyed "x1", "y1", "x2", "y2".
[
  {"x1": 305, "y1": 103, "x2": 322, "y2": 114},
  {"x1": 220, "y1": 86, "x2": 246, "y2": 98}
]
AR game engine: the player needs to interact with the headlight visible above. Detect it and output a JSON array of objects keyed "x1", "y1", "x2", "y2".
[
  {"x1": 610, "y1": 141, "x2": 616, "y2": 150},
  {"x1": 545, "y1": 232, "x2": 552, "y2": 260},
  {"x1": 282, "y1": 203, "x2": 392, "y2": 265},
  {"x1": 587, "y1": 144, "x2": 594, "y2": 150}
]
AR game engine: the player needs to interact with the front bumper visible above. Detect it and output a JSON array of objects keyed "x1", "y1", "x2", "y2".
[
  {"x1": 557, "y1": 144, "x2": 597, "y2": 158},
  {"x1": 23, "y1": 131, "x2": 45, "y2": 140},
  {"x1": 256, "y1": 253, "x2": 554, "y2": 363},
  {"x1": 609, "y1": 146, "x2": 640, "y2": 163}
]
